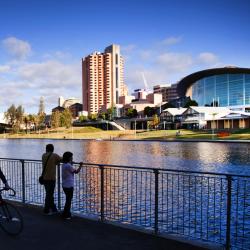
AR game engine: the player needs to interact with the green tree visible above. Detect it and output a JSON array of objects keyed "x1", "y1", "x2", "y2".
[
  {"x1": 5, "y1": 104, "x2": 16, "y2": 127},
  {"x1": 37, "y1": 112, "x2": 46, "y2": 128},
  {"x1": 79, "y1": 115, "x2": 88, "y2": 122},
  {"x1": 61, "y1": 108, "x2": 72, "y2": 128},
  {"x1": 88, "y1": 113, "x2": 97, "y2": 121},
  {"x1": 144, "y1": 106, "x2": 156, "y2": 117},
  {"x1": 4, "y1": 104, "x2": 24, "y2": 132},
  {"x1": 126, "y1": 108, "x2": 138, "y2": 118},
  {"x1": 107, "y1": 106, "x2": 115, "y2": 120},
  {"x1": 98, "y1": 112, "x2": 106, "y2": 120},
  {"x1": 51, "y1": 111, "x2": 61, "y2": 128}
]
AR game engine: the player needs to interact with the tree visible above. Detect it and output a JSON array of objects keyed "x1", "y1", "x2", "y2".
[
  {"x1": 184, "y1": 99, "x2": 198, "y2": 108},
  {"x1": 126, "y1": 108, "x2": 138, "y2": 118},
  {"x1": 107, "y1": 106, "x2": 115, "y2": 120},
  {"x1": 98, "y1": 112, "x2": 106, "y2": 120},
  {"x1": 152, "y1": 114, "x2": 160, "y2": 128},
  {"x1": 61, "y1": 108, "x2": 72, "y2": 128},
  {"x1": 5, "y1": 104, "x2": 16, "y2": 127},
  {"x1": 37, "y1": 112, "x2": 46, "y2": 128},
  {"x1": 51, "y1": 111, "x2": 61, "y2": 128},
  {"x1": 88, "y1": 113, "x2": 97, "y2": 121},
  {"x1": 4, "y1": 104, "x2": 24, "y2": 132},
  {"x1": 144, "y1": 106, "x2": 156, "y2": 117},
  {"x1": 79, "y1": 115, "x2": 88, "y2": 122}
]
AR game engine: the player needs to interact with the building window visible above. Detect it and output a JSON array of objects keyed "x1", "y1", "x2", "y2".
[
  {"x1": 116, "y1": 67, "x2": 118, "y2": 88},
  {"x1": 116, "y1": 54, "x2": 118, "y2": 65}
]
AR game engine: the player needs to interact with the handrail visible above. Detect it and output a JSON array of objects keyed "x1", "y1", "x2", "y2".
[{"x1": 0, "y1": 157, "x2": 250, "y2": 178}]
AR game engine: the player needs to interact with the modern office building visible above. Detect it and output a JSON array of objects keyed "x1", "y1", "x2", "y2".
[
  {"x1": 177, "y1": 67, "x2": 250, "y2": 111},
  {"x1": 82, "y1": 44, "x2": 127, "y2": 114},
  {"x1": 153, "y1": 83, "x2": 179, "y2": 102}
]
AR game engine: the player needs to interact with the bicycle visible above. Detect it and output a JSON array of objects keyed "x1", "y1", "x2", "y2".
[{"x1": 0, "y1": 187, "x2": 23, "y2": 235}]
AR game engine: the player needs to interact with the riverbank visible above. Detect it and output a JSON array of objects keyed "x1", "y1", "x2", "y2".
[{"x1": 0, "y1": 127, "x2": 249, "y2": 141}]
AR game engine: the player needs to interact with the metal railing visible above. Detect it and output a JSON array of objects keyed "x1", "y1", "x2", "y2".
[{"x1": 0, "y1": 157, "x2": 249, "y2": 250}]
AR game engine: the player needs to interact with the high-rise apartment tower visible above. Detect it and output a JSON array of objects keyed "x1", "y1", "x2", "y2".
[{"x1": 82, "y1": 44, "x2": 126, "y2": 114}]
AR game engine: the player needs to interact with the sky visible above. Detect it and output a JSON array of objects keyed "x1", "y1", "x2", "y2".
[{"x1": 0, "y1": 0, "x2": 250, "y2": 114}]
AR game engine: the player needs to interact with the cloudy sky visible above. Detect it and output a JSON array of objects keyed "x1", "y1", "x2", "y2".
[{"x1": 0, "y1": 0, "x2": 250, "y2": 113}]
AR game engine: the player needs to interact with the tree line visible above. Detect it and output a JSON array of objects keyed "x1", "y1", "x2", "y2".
[{"x1": 4, "y1": 104, "x2": 73, "y2": 133}]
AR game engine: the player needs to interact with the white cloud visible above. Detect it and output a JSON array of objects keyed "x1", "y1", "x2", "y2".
[
  {"x1": 160, "y1": 36, "x2": 182, "y2": 46},
  {"x1": 18, "y1": 60, "x2": 81, "y2": 88},
  {"x1": 121, "y1": 44, "x2": 136, "y2": 54},
  {"x1": 2, "y1": 37, "x2": 31, "y2": 60},
  {"x1": 0, "y1": 58, "x2": 82, "y2": 113},
  {"x1": 0, "y1": 65, "x2": 10, "y2": 73},
  {"x1": 198, "y1": 52, "x2": 219, "y2": 65},
  {"x1": 43, "y1": 51, "x2": 72, "y2": 60},
  {"x1": 156, "y1": 52, "x2": 193, "y2": 71}
]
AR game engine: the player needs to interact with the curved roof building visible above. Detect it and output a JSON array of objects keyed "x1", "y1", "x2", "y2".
[{"x1": 177, "y1": 67, "x2": 250, "y2": 109}]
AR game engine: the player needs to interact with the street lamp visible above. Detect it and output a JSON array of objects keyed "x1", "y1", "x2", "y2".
[{"x1": 211, "y1": 112, "x2": 217, "y2": 139}]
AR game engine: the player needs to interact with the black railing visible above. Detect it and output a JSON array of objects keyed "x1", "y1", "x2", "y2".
[{"x1": 0, "y1": 157, "x2": 249, "y2": 250}]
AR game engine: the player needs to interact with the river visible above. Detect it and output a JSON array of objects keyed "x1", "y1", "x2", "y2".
[{"x1": 0, "y1": 139, "x2": 249, "y2": 175}]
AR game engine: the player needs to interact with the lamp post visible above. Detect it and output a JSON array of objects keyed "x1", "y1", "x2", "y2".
[{"x1": 211, "y1": 112, "x2": 217, "y2": 139}]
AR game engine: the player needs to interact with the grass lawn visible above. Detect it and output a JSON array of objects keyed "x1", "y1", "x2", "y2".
[{"x1": 0, "y1": 127, "x2": 249, "y2": 141}]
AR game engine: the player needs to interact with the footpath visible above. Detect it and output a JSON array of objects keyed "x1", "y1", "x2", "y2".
[{"x1": 0, "y1": 203, "x2": 213, "y2": 250}]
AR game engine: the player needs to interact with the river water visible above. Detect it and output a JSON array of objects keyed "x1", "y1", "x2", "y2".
[
  {"x1": 0, "y1": 139, "x2": 249, "y2": 248},
  {"x1": 0, "y1": 139, "x2": 249, "y2": 175}
]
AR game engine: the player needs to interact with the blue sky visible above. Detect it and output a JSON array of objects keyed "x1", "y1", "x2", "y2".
[{"x1": 0, "y1": 0, "x2": 250, "y2": 113}]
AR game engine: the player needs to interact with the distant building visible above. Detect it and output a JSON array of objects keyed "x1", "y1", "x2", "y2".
[
  {"x1": 52, "y1": 106, "x2": 65, "y2": 113},
  {"x1": 69, "y1": 103, "x2": 83, "y2": 118},
  {"x1": 124, "y1": 93, "x2": 162, "y2": 116},
  {"x1": 153, "y1": 83, "x2": 179, "y2": 102},
  {"x1": 177, "y1": 67, "x2": 250, "y2": 111},
  {"x1": 132, "y1": 89, "x2": 148, "y2": 100},
  {"x1": 161, "y1": 106, "x2": 250, "y2": 130},
  {"x1": 59, "y1": 97, "x2": 81, "y2": 108},
  {"x1": 58, "y1": 96, "x2": 65, "y2": 107},
  {"x1": 82, "y1": 44, "x2": 127, "y2": 114}
]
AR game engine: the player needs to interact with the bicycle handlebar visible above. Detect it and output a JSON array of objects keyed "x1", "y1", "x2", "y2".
[{"x1": 0, "y1": 187, "x2": 16, "y2": 196}]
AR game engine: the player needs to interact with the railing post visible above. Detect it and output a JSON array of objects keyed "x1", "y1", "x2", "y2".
[
  {"x1": 154, "y1": 169, "x2": 159, "y2": 234},
  {"x1": 20, "y1": 160, "x2": 25, "y2": 203},
  {"x1": 57, "y1": 164, "x2": 61, "y2": 211},
  {"x1": 99, "y1": 165, "x2": 105, "y2": 222},
  {"x1": 226, "y1": 175, "x2": 232, "y2": 250}
]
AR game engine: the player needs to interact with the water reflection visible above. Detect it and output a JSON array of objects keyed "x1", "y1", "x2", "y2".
[{"x1": 0, "y1": 139, "x2": 249, "y2": 175}]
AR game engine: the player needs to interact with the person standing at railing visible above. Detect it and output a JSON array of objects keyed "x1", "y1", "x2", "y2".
[
  {"x1": 61, "y1": 151, "x2": 83, "y2": 220},
  {"x1": 0, "y1": 167, "x2": 10, "y2": 190},
  {"x1": 42, "y1": 144, "x2": 61, "y2": 215}
]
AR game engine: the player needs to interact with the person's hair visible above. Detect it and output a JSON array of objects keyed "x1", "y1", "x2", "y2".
[
  {"x1": 62, "y1": 151, "x2": 73, "y2": 163},
  {"x1": 46, "y1": 144, "x2": 54, "y2": 153}
]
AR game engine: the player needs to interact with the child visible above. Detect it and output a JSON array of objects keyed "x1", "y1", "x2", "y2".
[{"x1": 61, "y1": 151, "x2": 83, "y2": 219}]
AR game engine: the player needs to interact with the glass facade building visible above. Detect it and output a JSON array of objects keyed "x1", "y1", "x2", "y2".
[{"x1": 191, "y1": 73, "x2": 250, "y2": 107}]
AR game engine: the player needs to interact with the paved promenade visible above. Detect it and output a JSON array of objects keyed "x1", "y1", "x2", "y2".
[{"x1": 0, "y1": 203, "x2": 214, "y2": 250}]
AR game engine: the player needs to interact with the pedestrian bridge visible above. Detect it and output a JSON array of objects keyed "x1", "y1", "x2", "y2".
[{"x1": 0, "y1": 203, "x2": 209, "y2": 250}]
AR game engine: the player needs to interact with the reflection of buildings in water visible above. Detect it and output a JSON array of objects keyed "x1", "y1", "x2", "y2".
[
  {"x1": 195, "y1": 143, "x2": 229, "y2": 172},
  {"x1": 83, "y1": 141, "x2": 113, "y2": 164}
]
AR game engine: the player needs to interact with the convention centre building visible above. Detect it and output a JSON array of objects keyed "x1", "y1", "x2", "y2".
[{"x1": 177, "y1": 67, "x2": 250, "y2": 111}]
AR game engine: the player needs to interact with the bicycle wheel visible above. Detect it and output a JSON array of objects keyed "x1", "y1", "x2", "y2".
[{"x1": 0, "y1": 202, "x2": 23, "y2": 235}]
